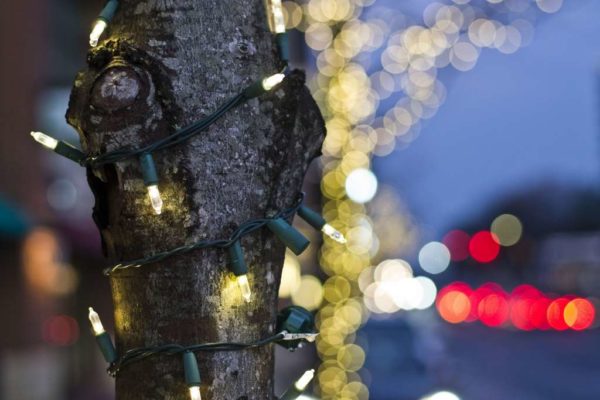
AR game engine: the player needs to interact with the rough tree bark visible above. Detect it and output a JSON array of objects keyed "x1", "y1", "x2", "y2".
[{"x1": 66, "y1": 1, "x2": 324, "y2": 399}]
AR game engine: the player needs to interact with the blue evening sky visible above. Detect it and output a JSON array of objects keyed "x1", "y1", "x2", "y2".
[{"x1": 375, "y1": 0, "x2": 600, "y2": 239}]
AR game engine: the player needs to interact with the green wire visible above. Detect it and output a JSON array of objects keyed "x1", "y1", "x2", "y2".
[
  {"x1": 104, "y1": 192, "x2": 304, "y2": 275},
  {"x1": 108, "y1": 332, "x2": 285, "y2": 377},
  {"x1": 83, "y1": 79, "x2": 266, "y2": 167}
]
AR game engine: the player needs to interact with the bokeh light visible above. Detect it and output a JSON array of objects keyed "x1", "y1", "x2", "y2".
[
  {"x1": 509, "y1": 284, "x2": 541, "y2": 330},
  {"x1": 437, "y1": 287, "x2": 471, "y2": 324},
  {"x1": 468, "y1": 231, "x2": 500, "y2": 263},
  {"x1": 421, "y1": 391, "x2": 461, "y2": 400},
  {"x1": 292, "y1": 275, "x2": 324, "y2": 311},
  {"x1": 337, "y1": 344, "x2": 366, "y2": 372},
  {"x1": 22, "y1": 227, "x2": 79, "y2": 296},
  {"x1": 477, "y1": 291, "x2": 509, "y2": 327},
  {"x1": 443, "y1": 230, "x2": 470, "y2": 261},
  {"x1": 360, "y1": 259, "x2": 438, "y2": 314},
  {"x1": 42, "y1": 315, "x2": 79, "y2": 346},
  {"x1": 530, "y1": 297, "x2": 552, "y2": 330},
  {"x1": 437, "y1": 283, "x2": 594, "y2": 332},
  {"x1": 46, "y1": 179, "x2": 78, "y2": 211},
  {"x1": 306, "y1": 0, "x2": 553, "y2": 394},
  {"x1": 418, "y1": 241, "x2": 451, "y2": 274},
  {"x1": 279, "y1": 252, "x2": 302, "y2": 298},
  {"x1": 414, "y1": 276, "x2": 437, "y2": 310},
  {"x1": 536, "y1": 0, "x2": 563, "y2": 14},
  {"x1": 564, "y1": 298, "x2": 595, "y2": 331},
  {"x1": 547, "y1": 298, "x2": 570, "y2": 331},
  {"x1": 490, "y1": 214, "x2": 523, "y2": 246},
  {"x1": 468, "y1": 283, "x2": 498, "y2": 322},
  {"x1": 345, "y1": 168, "x2": 378, "y2": 204}
]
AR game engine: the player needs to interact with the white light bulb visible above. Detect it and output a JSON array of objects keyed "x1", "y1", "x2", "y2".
[
  {"x1": 237, "y1": 275, "x2": 252, "y2": 303},
  {"x1": 271, "y1": 0, "x2": 286, "y2": 33},
  {"x1": 321, "y1": 224, "x2": 346, "y2": 244},
  {"x1": 294, "y1": 369, "x2": 315, "y2": 391},
  {"x1": 189, "y1": 386, "x2": 202, "y2": 400},
  {"x1": 262, "y1": 73, "x2": 285, "y2": 91},
  {"x1": 89, "y1": 20, "x2": 108, "y2": 47},
  {"x1": 88, "y1": 307, "x2": 105, "y2": 335},
  {"x1": 30, "y1": 131, "x2": 58, "y2": 150},
  {"x1": 147, "y1": 185, "x2": 163, "y2": 215}
]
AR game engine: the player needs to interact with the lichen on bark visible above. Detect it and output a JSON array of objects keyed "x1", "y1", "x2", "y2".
[{"x1": 66, "y1": 1, "x2": 325, "y2": 399}]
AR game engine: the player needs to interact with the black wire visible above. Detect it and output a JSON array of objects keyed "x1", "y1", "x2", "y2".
[
  {"x1": 108, "y1": 332, "x2": 285, "y2": 377},
  {"x1": 104, "y1": 193, "x2": 305, "y2": 275}
]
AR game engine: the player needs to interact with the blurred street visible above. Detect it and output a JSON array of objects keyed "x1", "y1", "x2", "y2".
[
  {"x1": 443, "y1": 326, "x2": 600, "y2": 400},
  {"x1": 365, "y1": 318, "x2": 600, "y2": 400}
]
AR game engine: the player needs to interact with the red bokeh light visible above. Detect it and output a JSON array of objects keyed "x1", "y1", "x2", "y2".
[
  {"x1": 468, "y1": 231, "x2": 500, "y2": 263},
  {"x1": 437, "y1": 283, "x2": 472, "y2": 324},
  {"x1": 510, "y1": 285, "x2": 542, "y2": 331},
  {"x1": 510, "y1": 297, "x2": 536, "y2": 330},
  {"x1": 42, "y1": 315, "x2": 80, "y2": 346},
  {"x1": 511, "y1": 284, "x2": 541, "y2": 299},
  {"x1": 437, "y1": 282, "x2": 472, "y2": 308},
  {"x1": 442, "y1": 230, "x2": 471, "y2": 262},
  {"x1": 564, "y1": 298, "x2": 595, "y2": 331},
  {"x1": 478, "y1": 292, "x2": 509, "y2": 327},
  {"x1": 468, "y1": 282, "x2": 503, "y2": 322},
  {"x1": 437, "y1": 291, "x2": 471, "y2": 324},
  {"x1": 547, "y1": 298, "x2": 570, "y2": 331},
  {"x1": 437, "y1": 282, "x2": 595, "y2": 332},
  {"x1": 530, "y1": 297, "x2": 551, "y2": 330}
]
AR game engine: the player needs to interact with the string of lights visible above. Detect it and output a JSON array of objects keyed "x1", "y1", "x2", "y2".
[
  {"x1": 33, "y1": 1, "x2": 292, "y2": 218},
  {"x1": 84, "y1": 70, "x2": 286, "y2": 168},
  {"x1": 103, "y1": 192, "x2": 346, "y2": 303},
  {"x1": 89, "y1": 305, "x2": 318, "y2": 400},
  {"x1": 33, "y1": 0, "x2": 329, "y2": 398},
  {"x1": 31, "y1": 70, "x2": 287, "y2": 214},
  {"x1": 105, "y1": 192, "x2": 305, "y2": 275},
  {"x1": 109, "y1": 332, "x2": 306, "y2": 377}
]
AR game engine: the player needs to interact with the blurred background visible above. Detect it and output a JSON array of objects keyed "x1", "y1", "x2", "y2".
[{"x1": 0, "y1": 0, "x2": 598, "y2": 399}]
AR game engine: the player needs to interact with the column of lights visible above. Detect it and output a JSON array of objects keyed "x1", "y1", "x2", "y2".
[
  {"x1": 304, "y1": 2, "x2": 375, "y2": 399},
  {"x1": 302, "y1": 1, "x2": 551, "y2": 398}
]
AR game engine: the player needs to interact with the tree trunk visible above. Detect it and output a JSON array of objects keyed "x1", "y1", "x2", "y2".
[{"x1": 66, "y1": 1, "x2": 324, "y2": 399}]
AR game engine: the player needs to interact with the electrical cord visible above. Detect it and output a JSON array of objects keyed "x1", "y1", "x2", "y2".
[
  {"x1": 108, "y1": 332, "x2": 286, "y2": 377},
  {"x1": 104, "y1": 192, "x2": 304, "y2": 275}
]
